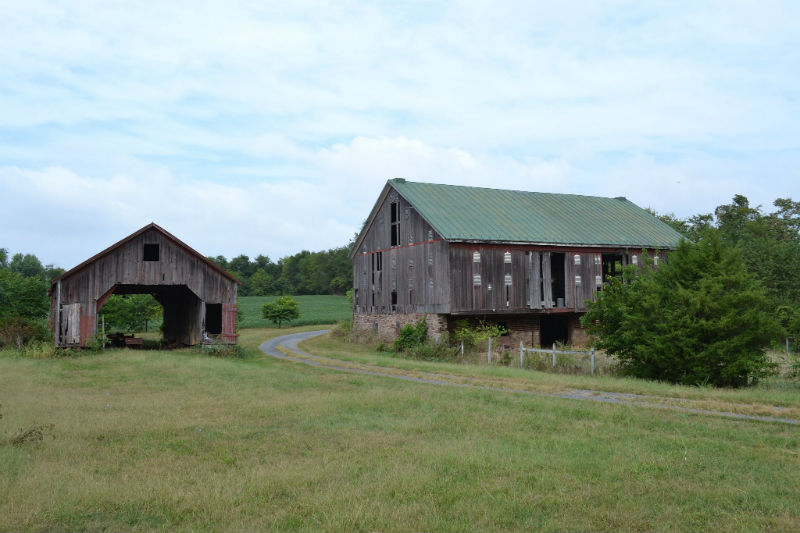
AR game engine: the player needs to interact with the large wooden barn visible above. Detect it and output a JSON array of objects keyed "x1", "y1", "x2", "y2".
[
  {"x1": 50, "y1": 223, "x2": 240, "y2": 347},
  {"x1": 350, "y1": 179, "x2": 684, "y2": 347}
]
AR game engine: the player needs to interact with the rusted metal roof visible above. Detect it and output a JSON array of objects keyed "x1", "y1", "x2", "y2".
[
  {"x1": 51, "y1": 222, "x2": 241, "y2": 286},
  {"x1": 388, "y1": 179, "x2": 683, "y2": 248}
]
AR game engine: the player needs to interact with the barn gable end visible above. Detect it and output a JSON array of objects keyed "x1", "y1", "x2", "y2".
[{"x1": 50, "y1": 223, "x2": 240, "y2": 347}]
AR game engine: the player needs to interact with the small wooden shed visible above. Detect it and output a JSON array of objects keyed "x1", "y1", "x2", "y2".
[{"x1": 50, "y1": 223, "x2": 240, "y2": 347}]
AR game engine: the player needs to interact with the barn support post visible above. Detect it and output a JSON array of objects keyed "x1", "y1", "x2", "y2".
[
  {"x1": 54, "y1": 280, "x2": 61, "y2": 346},
  {"x1": 552, "y1": 343, "x2": 557, "y2": 368},
  {"x1": 520, "y1": 341, "x2": 524, "y2": 368},
  {"x1": 101, "y1": 315, "x2": 106, "y2": 350}
]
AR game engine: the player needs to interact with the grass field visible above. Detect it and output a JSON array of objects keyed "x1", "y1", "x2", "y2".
[
  {"x1": 1, "y1": 328, "x2": 799, "y2": 531},
  {"x1": 238, "y1": 295, "x2": 350, "y2": 328}
]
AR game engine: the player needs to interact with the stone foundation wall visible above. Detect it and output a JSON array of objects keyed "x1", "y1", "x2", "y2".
[
  {"x1": 354, "y1": 312, "x2": 448, "y2": 343},
  {"x1": 568, "y1": 314, "x2": 591, "y2": 347}
]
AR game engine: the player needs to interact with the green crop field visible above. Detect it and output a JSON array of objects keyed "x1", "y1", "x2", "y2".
[
  {"x1": 238, "y1": 295, "x2": 351, "y2": 328},
  {"x1": 1, "y1": 327, "x2": 799, "y2": 532}
]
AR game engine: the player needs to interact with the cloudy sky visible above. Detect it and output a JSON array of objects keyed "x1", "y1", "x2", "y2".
[{"x1": 2, "y1": 1, "x2": 799, "y2": 269}]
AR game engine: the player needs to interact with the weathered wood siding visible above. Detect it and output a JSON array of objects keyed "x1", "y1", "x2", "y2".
[
  {"x1": 353, "y1": 190, "x2": 451, "y2": 315},
  {"x1": 449, "y1": 244, "x2": 663, "y2": 314},
  {"x1": 51, "y1": 227, "x2": 237, "y2": 345}
]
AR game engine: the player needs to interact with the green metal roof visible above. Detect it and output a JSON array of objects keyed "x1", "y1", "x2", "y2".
[{"x1": 390, "y1": 179, "x2": 683, "y2": 248}]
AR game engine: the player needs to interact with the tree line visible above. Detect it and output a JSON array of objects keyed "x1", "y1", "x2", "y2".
[{"x1": 206, "y1": 244, "x2": 353, "y2": 297}]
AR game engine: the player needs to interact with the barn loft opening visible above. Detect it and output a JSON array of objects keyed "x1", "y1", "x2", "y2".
[
  {"x1": 205, "y1": 303, "x2": 222, "y2": 335},
  {"x1": 143, "y1": 243, "x2": 160, "y2": 261},
  {"x1": 550, "y1": 252, "x2": 566, "y2": 306},
  {"x1": 602, "y1": 253, "x2": 624, "y2": 282}
]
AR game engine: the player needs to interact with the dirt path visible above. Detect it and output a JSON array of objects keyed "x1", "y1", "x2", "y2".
[{"x1": 259, "y1": 330, "x2": 799, "y2": 426}]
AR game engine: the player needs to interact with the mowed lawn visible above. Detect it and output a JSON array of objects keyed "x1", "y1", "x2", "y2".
[
  {"x1": 1, "y1": 328, "x2": 798, "y2": 532},
  {"x1": 238, "y1": 295, "x2": 350, "y2": 328}
]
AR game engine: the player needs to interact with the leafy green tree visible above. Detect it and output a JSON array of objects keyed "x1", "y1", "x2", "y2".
[
  {"x1": 0, "y1": 269, "x2": 49, "y2": 348},
  {"x1": 250, "y1": 268, "x2": 274, "y2": 296},
  {"x1": 100, "y1": 294, "x2": 162, "y2": 333},
  {"x1": 0, "y1": 268, "x2": 49, "y2": 321},
  {"x1": 261, "y1": 296, "x2": 300, "y2": 328},
  {"x1": 8, "y1": 253, "x2": 44, "y2": 279},
  {"x1": 582, "y1": 235, "x2": 780, "y2": 387},
  {"x1": 0, "y1": 248, "x2": 8, "y2": 268}
]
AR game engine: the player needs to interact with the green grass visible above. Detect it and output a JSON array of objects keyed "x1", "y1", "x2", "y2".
[
  {"x1": 304, "y1": 333, "x2": 800, "y2": 420},
  {"x1": 1, "y1": 328, "x2": 799, "y2": 531},
  {"x1": 238, "y1": 295, "x2": 350, "y2": 328}
]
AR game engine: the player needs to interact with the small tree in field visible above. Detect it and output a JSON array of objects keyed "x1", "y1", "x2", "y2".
[
  {"x1": 582, "y1": 234, "x2": 780, "y2": 387},
  {"x1": 261, "y1": 296, "x2": 300, "y2": 328}
]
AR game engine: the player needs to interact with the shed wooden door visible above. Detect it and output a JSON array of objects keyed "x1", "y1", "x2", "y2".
[
  {"x1": 222, "y1": 304, "x2": 238, "y2": 344},
  {"x1": 60, "y1": 304, "x2": 81, "y2": 345}
]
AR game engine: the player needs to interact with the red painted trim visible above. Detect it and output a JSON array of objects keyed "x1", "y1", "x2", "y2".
[
  {"x1": 449, "y1": 243, "x2": 664, "y2": 254},
  {"x1": 357, "y1": 238, "x2": 446, "y2": 256},
  {"x1": 96, "y1": 285, "x2": 117, "y2": 313}
]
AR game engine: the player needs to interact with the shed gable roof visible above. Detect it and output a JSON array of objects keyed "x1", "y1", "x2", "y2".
[
  {"x1": 354, "y1": 179, "x2": 683, "y2": 254},
  {"x1": 52, "y1": 223, "x2": 241, "y2": 285}
]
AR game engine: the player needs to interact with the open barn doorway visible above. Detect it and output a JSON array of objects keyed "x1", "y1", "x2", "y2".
[
  {"x1": 97, "y1": 284, "x2": 203, "y2": 348},
  {"x1": 540, "y1": 315, "x2": 569, "y2": 347}
]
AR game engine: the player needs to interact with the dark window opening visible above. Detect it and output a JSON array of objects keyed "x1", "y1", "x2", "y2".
[
  {"x1": 143, "y1": 243, "x2": 160, "y2": 262},
  {"x1": 206, "y1": 303, "x2": 222, "y2": 335},
  {"x1": 540, "y1": 315, "x2": 569, "y2": 347},
  {"x1": 550, "y1": 252, "x2": 566, "y2": 305},
  {"x1": 409, "y1": 289, "x2": 415, "y2": 307},
  {"x1": 376, "y1": 251, "x2": 382, "y2": 271},
  {"x1": 391, "y1": 290, "x2": 398, "y2": 311},
  {"x1": 602, "y1": 254, "x2": 624, "y2": 283},
  {"x1": 390, "y1": 202, "x2": 400, "y2": 246}
]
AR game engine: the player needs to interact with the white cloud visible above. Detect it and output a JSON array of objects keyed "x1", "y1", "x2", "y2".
[{"x1": 1, "y1": 1, "x2": 799, "y2": 267}]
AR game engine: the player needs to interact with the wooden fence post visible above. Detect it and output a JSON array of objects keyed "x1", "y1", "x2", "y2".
[
  {"x1": 519, "y1": 341, "x2": 524, "y2": 368},
  {"x1": 461, "y1": 340, "x2": 464, "y2": 359},
  {"x1": 488, "y1": 337, "x2": 492, "y2": 365},
  {"x1": 591, "y1": 347, "x2": 595, "y2": 376},
  {"x1": 552, "y1": 343, "x2": 556, "y2": 368},
  {"x1": 102, "y1": 315, "x2": 106, "y2": 350}
]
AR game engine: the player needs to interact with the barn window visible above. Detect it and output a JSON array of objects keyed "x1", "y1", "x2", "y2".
[
  {"x1": 473, "y1": 251, "x2": 481, "y2": 262},
  {"x1": 427, "y1": 229, "x2": 433, "y2": 240},
  {"x1": 408, "y1": 232, "x2": 414, "y2": 244},
  {"x1": 575, "y1": 275, "x2": 582, "y2": 286},
  {"x1": 595, "y1": 275, "x2": 602, "y2": 286},
  {"x1": 428, "y1": 254, "x2": 433, "y2": 266},
  {"x1": 573, "y1": 254, "x2": 581, "y2": 266},
  {"x1": 391, "y1": 290, "x2": 398, "y2": 311},
  {"x1": 473, "y1": 274, "x2": 481, "y2": 286},
  {"x1": 408, "y1": 258, "x2": 414, "y2": 269},
  {"x1": 428, "y1": 278, "x2": 434, "y2": 289},
  {"x1": 594, "y1": 255, "x2": 601, "y2": 265},
  {"x1": 654, "y1": 256, "x2": 659, "y2": 266},
  {"x1": 390, "y1": 202, "x2": 400, "y2": 246},
  {"x1": 404, "y1": 207, "x2": 410, "y2": 220},
  {"x1": 409, "y1": 277, "x2": 415, "y2": 289},
  {"x1": 375, "y1": 251, "x2": 383, "y2": 271},
  {"x1": 632, "y1": 254, "x2": 639, "y2": 265},
  {"x1": 143, "y1": 243, "x2": 159, "y2": 261},
  {"x1": 504, "y1": 274, "x2": 512, "y2": 286},
  {"x1": 504, "y1": 251, "x2": 512, "y2": 263}
]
